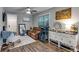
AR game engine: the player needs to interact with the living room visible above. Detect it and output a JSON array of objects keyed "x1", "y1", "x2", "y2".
[
  {"x1": 0, "y1": 7, "x2": 79, "y2": 52},
  {"x1": 33, "y1": 7, "x2": 79, "y2": 52},
  {"x1": 0, "y1": 7, "x2": 52, "y2": 52}
]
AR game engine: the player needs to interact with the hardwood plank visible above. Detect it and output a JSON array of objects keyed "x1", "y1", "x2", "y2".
[{"x1": 2, "y1": 40, "x2": 69, "y2": 52}]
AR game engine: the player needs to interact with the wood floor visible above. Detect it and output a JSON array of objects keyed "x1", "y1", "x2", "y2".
[{"x1": 3, "y1": 40, "x2": 70, "y2": 52}]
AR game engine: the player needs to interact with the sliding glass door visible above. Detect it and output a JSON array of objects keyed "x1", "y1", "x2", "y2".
[
  {"x1": 38, "y1": 14, "x2": 49, "y2": 28},
  {"x1": 38, "y1": 14, "x2": 49, "y2": 41}
]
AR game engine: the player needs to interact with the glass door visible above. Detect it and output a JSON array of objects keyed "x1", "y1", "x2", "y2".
[
  {"x1": 38, "y1": 14, "x2": 49, "y2": 42},
  {"x1": 38, "y1": 14, "x2": 49, "y2": 28}
]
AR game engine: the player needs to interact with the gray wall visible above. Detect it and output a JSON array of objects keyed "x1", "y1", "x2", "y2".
[
  {"x1": 17, "y1": 13, "x2": 33, "y2": 30},
  {"x1": 33, "y1": 7, "x2": 71, "y2": 29},
  {"x1": 33, "y1": 7, "x2": 79, "y2": 42},
  {"x1": 0, "y1": 7, "x2": 3, "y2": 31}
]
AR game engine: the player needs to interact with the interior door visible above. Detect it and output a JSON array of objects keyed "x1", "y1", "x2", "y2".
[{"x1": 7, "y1": 14, "x2": 17, "y2": 32}]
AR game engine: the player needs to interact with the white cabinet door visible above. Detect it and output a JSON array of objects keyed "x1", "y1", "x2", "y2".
[
  {"x1": 49, "y1": 31, "x2": 77, "y2": 49},
  {"x1": 49, "y1": 31, "x2": 55, "y2": 41},
  {"x1": 61, "y1": 34, "x2": 75, "y2": 48},
  {"x1": 49, "y1": 31, "x2": 59, "y2": 41},
  {"x1": 7, "y1": 14, "x2": 17, "y2": 32}
]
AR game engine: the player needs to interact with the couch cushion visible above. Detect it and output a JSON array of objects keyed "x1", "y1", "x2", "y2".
[
  {"x1": 7, "y1": 32, "x2": 15, "y2": 43},
  {"x1": 2, "y1": 31, "x2": 11, "y2": 39},
  {"x1": 33, "y1": 27, "x2": 41, "y2": 31},
  {"x1": 0, "y1": 38, "x2": 3, "y2": 46}
]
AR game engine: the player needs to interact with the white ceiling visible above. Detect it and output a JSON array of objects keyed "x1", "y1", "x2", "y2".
[{"x1": 3, "y1": 7, "x2": 52, "y2": 14}]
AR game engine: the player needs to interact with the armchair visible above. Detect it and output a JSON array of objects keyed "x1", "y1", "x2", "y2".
[{"x1": 28, "y1": 27, "x2": 41, "y2": 40}]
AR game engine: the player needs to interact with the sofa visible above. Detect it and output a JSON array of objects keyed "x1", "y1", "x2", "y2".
[
  {"x1": 0, "y1": 31, "x2": 16, "y2": 51},
  {"x1": 28, "y1": 27, "x2": 41, "y2": 40}
]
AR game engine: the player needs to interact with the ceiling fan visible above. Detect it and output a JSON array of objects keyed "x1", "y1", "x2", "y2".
[{"x1": 25, "y1": 7, "x2": 37, "y2": 14}]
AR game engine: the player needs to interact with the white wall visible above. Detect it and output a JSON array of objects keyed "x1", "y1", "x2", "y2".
[
  {"x1": 6, "y1": 13, "x2": 17, "y2": 32},
  {"x1": 17, "y1": 13, "x2": 33, "y2": 30},
  {"x1": 72, "y1": 8, "x2": 79, "y2": 43}
]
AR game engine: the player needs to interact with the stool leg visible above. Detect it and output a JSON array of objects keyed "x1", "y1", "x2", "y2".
[
  {"x1": 74, "y1": 48, "x2": 77, "y2": 52},
  {"x1": 58, "y1": 41, "x2": 61, "y2": 48}
]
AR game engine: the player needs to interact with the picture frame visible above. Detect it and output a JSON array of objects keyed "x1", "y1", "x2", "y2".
[
  {"x1": 18, "y1": 24, "x2": 26, "y2": 36},
  {"x1": 23, "y1": 17, "x2": 30, "y2": 22},
  {"x1": 56, "y1": 8, "x2": 71, "y2": 20}
]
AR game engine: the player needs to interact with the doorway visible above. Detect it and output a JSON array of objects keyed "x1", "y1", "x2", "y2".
[{"x1": 6, "y1": 14, "x2": 17, "y2": 32}]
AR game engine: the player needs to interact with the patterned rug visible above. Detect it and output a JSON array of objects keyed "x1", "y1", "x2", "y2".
[
  {"x1": 9, "y1": 35, "x2": 36, "y2": 49},
  {"x1": 8, "y1": 41, "x2": 56, "y2": 52}
]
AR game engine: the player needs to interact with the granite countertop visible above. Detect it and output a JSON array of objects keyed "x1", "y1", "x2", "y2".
[{"x1": 49, "y1": 29, "x2": 78, "y2": 35}]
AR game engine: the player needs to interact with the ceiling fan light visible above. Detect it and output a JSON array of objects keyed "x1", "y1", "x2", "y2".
[
  {"x1": 26, "y1": 8, "x2": 31, "y2": 14},
  {"x1": 27, "y1": 8, "x2": 31, "y2": 11},
  {"x1": 26, "y1": 11, "x2": 31, "y2": 14}
]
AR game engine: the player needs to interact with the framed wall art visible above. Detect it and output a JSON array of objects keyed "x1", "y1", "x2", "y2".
[
  {"x1": 56, "y1": 8, "x2": 71, "y2": 20},
  {"x1": 18, "y1": 24, "x2": 26, "y2": 36}
]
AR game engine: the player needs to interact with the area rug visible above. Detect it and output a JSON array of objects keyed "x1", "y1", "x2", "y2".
[{"x1": 9, "y1": 35, "x2": 36, "y2": 49}]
